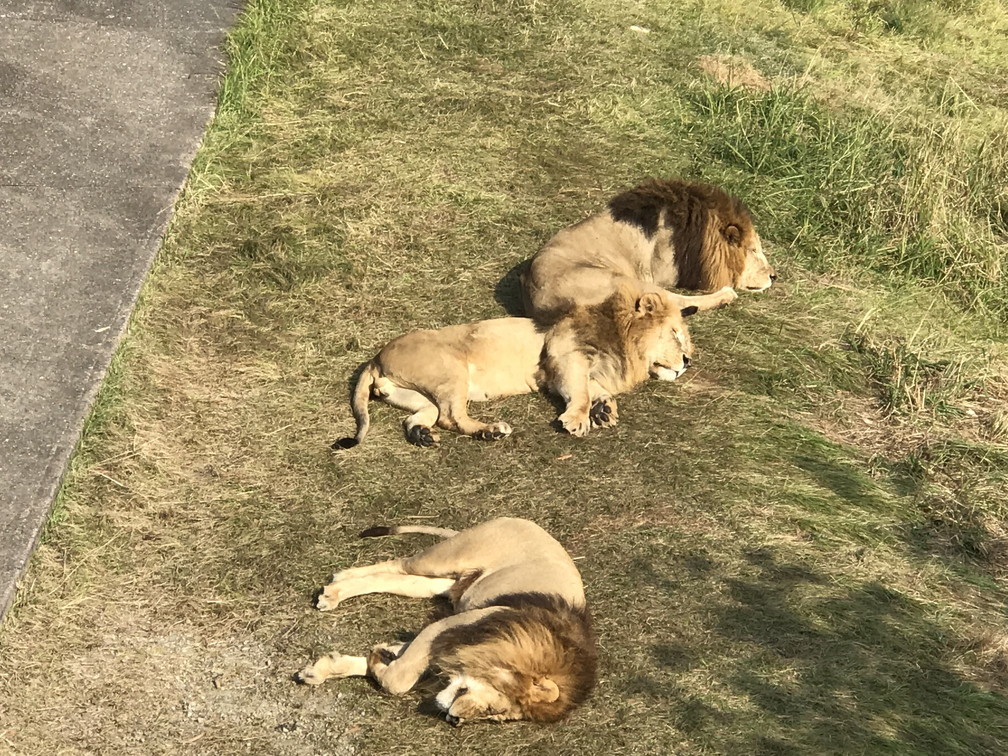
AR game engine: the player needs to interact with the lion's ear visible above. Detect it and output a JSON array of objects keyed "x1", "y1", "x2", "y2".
[
  {"x1": 635, "y1": 292, "x2": 663, "y2": 316},
  {"x1": 723, "y1": 224, "x2": 742, "y2": 245},
  {"x1": 529, "y1": 678, "x2": 560, "y2": 704},
  {"x1": 680, "y1": 305, "x2": 699, "y2": 318}
]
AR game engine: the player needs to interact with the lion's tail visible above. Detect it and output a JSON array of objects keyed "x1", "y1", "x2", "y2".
[
  {"x1": 358, "y1": 524, "x2": 459, "y2": 539},
  {"x1": 332, "y1": 363, "x2": 378, "y2": 450}
]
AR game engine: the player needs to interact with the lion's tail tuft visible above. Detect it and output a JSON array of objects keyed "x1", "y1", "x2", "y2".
[
  {"x1": 358, "y1": 525, "x2": 459, "y2": 540},
  {"x1": 333, "y1": 363, "x2": 378, "y2": 450}
]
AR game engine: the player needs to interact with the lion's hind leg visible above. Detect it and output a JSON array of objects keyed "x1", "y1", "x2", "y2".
[
  {"x1": 317, "y1": 573, "x2": 456, "y2": 611},
  {"x1": 437, "y1": 382, "x2": 513, "y2": 442},
  {"x1": 296, "y1": 653, "x2": 367, "y2": 686},
  {"x1": 380, "y1": 385, "x2": 441, "y2": 447},
  {"x1": 327, "y1": 558, "x2": 404, "y2": 586}
]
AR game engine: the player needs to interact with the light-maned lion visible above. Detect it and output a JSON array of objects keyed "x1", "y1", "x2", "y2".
[
  {"x1": 296, "y1": 517, "x2": 597, "y2": 726},
  {"x1": 521, "y1": 178, "x2": 776, "y2": 320},
  {"x1": 334, "y1": 285, "x2": 710, "y2": 448}
]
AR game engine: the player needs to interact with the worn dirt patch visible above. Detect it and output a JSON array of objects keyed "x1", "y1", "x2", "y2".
[
  {"x1": 698, "y1": 54, "x2": 771, "y2": 91},
  {"x1": 0, "y1": 614, "x2": 360, "y2": 756}
]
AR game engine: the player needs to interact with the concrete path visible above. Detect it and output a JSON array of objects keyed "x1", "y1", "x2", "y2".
[{"x1": 0, "y1": 0, "x2": 239, "y2": 620}]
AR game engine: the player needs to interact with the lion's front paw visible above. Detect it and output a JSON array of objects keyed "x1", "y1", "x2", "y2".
[
  {"x1": 473, "y1": 421, "x2": 513, "y2": 441},
  {"x1": 716, "y1": 286, "x2": 738, "y2": 307},
  {"x1": 589, "y1": 398, "x2": 619, "y2": 428},
  {"x1": 559, "y1": 410, "x2": 591, "y2": 438},
  {"x1": 316, "y1": 586, "x2": 344, "y2": 611}
]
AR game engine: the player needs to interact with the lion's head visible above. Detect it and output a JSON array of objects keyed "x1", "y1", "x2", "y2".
[
  {"x1": 608, "y1": 179, "x2": 777, "y2": 293},
  {"x1": 629, "y1": 291, "x2": 698, "y2": 382},
  {"x1": 430, "y1": 597, "x2": 597, "y2": 725},
  {"x1": 728, "y1": 225, "x2": 775, "y2": 292},
  {"x1": 684, "y1": 185, "x2": 776, "y2": 292}
]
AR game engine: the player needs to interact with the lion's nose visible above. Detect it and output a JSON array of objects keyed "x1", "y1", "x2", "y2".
[
  {"x1": 445, "y1": 714, "x2": 461, "y2": 727},
  {"x1": 682, "y1": 355, "x2": 691, "y2": 369},
  {"x1": 769, "y1": 272, "x2": 778, "y2": 282}
]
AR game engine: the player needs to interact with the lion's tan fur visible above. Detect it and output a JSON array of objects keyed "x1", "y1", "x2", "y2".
[
  {"x1": 296, "y1": 518, "x2": 597, "y2": 725},
  {"x1": 521, "y1": 178, "x2": 775, "y2": 320},
  {"x1": 336, "y1": 317, "x2": 543, "y2": 447},
  {"x1": 336, "y1": 285, "x2": 699, "y2": 447}
]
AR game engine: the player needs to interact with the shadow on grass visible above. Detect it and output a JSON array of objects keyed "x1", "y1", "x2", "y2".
[
  {"x1": 494, "y1": 259, "x2": 529, "y2": 317},
  {"x1": 757, "y1": 418, "x2": 1005, "y2": 586},
  {"x1": 792, "y1": 452, "x2": 886, "y2": 508},
  {"x1": 629, "y1": 546, "x2": 1007, "y2": 754},
  {"x1": 791, "y1": 422, "x2": 1008, "y2": 578}
]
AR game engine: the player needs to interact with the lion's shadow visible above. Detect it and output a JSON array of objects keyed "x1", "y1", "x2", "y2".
[{"x1": 493, "y1": 259, "x2": 529, "y2": 317}]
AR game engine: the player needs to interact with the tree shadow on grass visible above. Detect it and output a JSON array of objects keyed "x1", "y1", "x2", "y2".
[
  {"x1": 627, "y1": 547, "x2": 1007, "y2": 754},
  {"x1": 782, "y1": 425, "x2": 896, "y2": 516},
  {"x1": 723, "y1": 551, "x2": 1008, "y2": 753},
  {"x1": 790, "y1": 425, "x2": 1008, "y2": 582}
]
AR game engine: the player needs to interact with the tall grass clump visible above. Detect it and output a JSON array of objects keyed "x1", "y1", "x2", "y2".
[
  {"x1": 857, "y1": 0, "x2": 948, "y2": 39},
  {"x1": 690, "y1": 86, "x2": 1008, "y2": 316},
  {"x1": 843, "y1": 326, "x2": 986, "y2": 417},
  {"x1": 783, "y1": 0, "x2": 973, "y2": 40}
]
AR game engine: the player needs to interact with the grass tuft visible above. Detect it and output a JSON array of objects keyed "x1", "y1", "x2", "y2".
[{"x1": 895, "y1": 440, "x2": 1008, "y2": 569}]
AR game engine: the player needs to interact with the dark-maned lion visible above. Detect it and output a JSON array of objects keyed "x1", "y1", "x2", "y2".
[
  {"x1": 521, "y1": 178, "x2": 775, "y2": 320},
  {"x1": 296, "y1": 518, "x2": 597, "y2": 726},
  {"x1": 334, "y1": 285, "x2": 709, "y2": 448}
]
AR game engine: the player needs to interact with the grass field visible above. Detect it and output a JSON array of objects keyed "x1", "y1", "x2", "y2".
[{"x1": 2, "y1": 0, "x2": 1008, "y2": 753}]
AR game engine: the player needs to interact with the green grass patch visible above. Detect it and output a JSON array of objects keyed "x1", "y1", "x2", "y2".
[
  {"x1": 893, "y1": 439, "x2": 1008, "y2": 566},
  {"x1": 690, "y1": 84, "x2": 1008, "y2": 315}
]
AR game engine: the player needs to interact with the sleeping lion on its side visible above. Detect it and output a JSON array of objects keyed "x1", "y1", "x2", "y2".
[
  {"x1": 296, "y1": 517, "x2": 597, "y2": 726},
  {"x1": 521, "y1": 178, "x2": 776, "y2": 320},
  {"x1": 334, "y1": 284, "x2": 719, "y2": 448}
]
